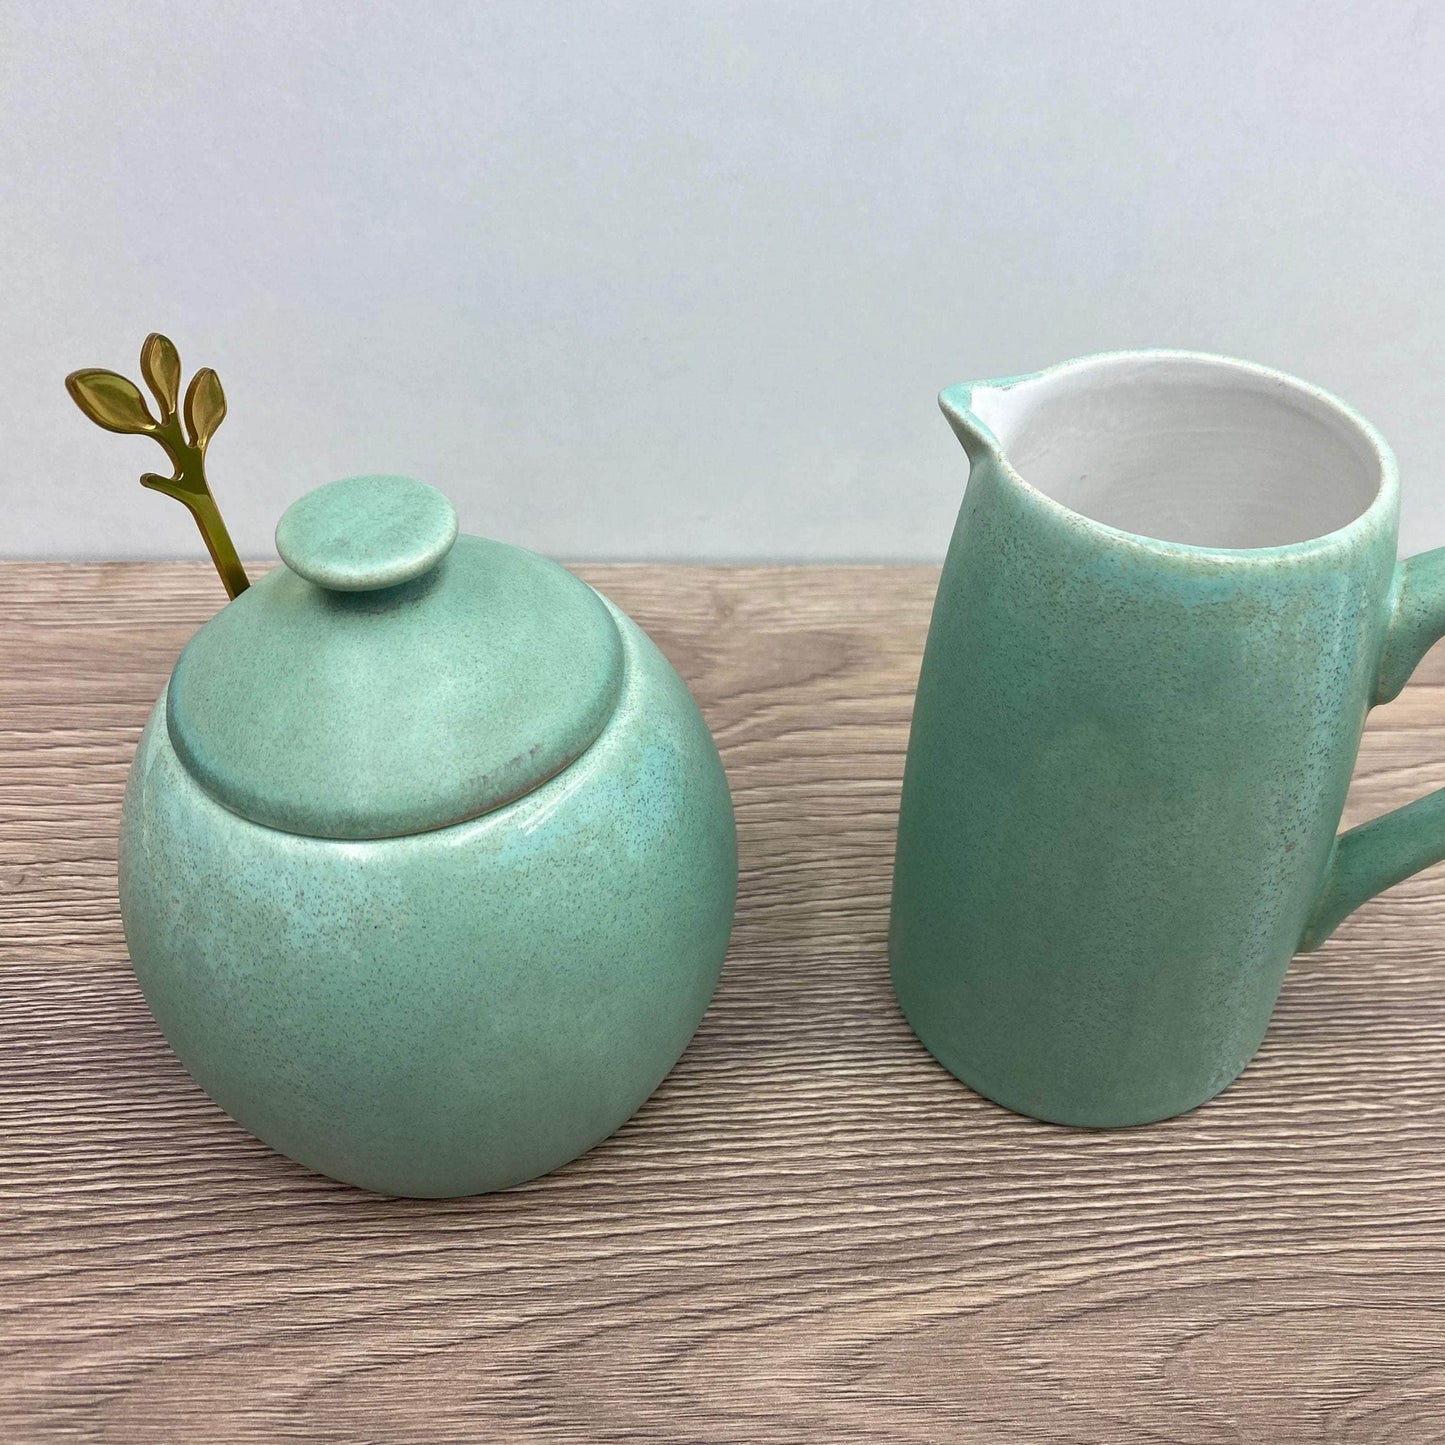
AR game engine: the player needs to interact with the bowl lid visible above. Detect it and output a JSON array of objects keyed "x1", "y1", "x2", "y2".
[{"x1": 165, "y1": 475, "x2": 624, "y2": 839}]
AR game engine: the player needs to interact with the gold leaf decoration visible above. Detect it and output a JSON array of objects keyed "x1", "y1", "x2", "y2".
[
  {"x1": 140, "y1": 333, "x2": 182, "y2": 420},
  {"x1": 65, "y1": 335, "x2": 249, "y2": 599},
  {"x1": 184, "y1": 367, "x2": 226, "y2": 450},
  {"x1": 65, "y1": 369, "x2": 159, "y2": 435}
]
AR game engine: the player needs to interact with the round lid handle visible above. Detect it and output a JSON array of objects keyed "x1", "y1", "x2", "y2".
[{"x1": 276, "y1": 475, "x2": 459, "y2": 591}]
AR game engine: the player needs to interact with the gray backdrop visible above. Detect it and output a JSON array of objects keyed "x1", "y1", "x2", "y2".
[{"x1": 3, "y1": 0, "x2": 1442, "y2": 561}]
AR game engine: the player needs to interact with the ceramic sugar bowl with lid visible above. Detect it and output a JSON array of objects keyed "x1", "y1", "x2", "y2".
[{"x1": 118, "y1": 474, "x2": 738, "y2": 1197}]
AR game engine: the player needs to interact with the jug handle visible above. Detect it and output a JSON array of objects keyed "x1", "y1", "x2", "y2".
[{"x1": 1300, "y1": 547, "x2": 1445, "y2": 950}]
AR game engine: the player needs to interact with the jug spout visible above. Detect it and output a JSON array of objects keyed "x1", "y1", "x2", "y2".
[{"x1": 938, "y1": 375, "x2": 1036, "y2": 466}]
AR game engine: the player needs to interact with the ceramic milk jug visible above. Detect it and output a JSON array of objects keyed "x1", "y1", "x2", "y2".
[
  {"x1": 119, "y1": 474, "x2": 738, "y2": 1196},
  {"x1": 891, "y1": 350, "x2": 1445, "y2": 1127}
]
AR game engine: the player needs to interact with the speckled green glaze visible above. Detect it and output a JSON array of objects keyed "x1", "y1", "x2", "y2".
[
  {"x1": 119, "y1": 479, "x2": 736, "y2": 1197},
  {"x1": 169, "y1": 477, "x2": 624, "y2": 839},
  {"x1": 122, "y1": 602, "x2": 735, "y2": 1196},
  {"x1": 891, "y1": 352, "x2": 1445, "y2": 1127}
]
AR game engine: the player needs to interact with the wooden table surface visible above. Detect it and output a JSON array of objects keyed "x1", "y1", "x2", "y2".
[{"x1": 4, "y1": 561, "x2": 1445, "y2": 1442}]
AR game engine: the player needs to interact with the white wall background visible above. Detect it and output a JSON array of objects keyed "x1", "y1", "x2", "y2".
[{"x1": 2, "y1": 0, "x2": 1443, "y2": 561}]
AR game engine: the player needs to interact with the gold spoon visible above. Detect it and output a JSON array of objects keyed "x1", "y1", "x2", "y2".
[{"x1": 66, "y1": 333, "x2": 249, "y2": 598}]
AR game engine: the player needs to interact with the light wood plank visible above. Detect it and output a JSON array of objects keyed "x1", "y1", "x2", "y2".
[{"x1": 2, "y1": 562, "x2": 1444, "y2": 1442}]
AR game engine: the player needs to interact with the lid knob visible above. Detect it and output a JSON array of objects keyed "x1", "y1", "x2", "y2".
[{"x1": 276, "y1": 475, "x2": 459, "y2": 592}]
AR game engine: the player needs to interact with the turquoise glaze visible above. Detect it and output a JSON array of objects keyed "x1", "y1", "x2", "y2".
[
  {"x1": 168, "y1": 478, "x2": 624, "y2": 839},
  {"x1": 891, "y1": 352, "x2": 1445, "y2": 1127},
  {"x1": 119, "y1": 476, "x2": 737, "y2": 1196}
]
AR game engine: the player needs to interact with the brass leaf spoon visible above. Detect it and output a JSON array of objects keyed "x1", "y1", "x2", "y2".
[{"x1": 66, "y1": 333, "x2": 249, "y2": 598}]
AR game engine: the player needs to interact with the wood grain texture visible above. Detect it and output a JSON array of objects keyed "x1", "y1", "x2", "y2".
[{"x1": 3, "y1": 561, "x2": 1445, "y2": 1443}]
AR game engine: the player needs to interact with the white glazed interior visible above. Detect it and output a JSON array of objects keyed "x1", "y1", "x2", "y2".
[{"x1": 969, "y1": 353, "x2": 1387, "y2": 548}]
